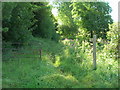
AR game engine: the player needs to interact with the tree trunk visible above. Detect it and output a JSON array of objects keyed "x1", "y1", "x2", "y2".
[{"x1": 91, "y1": 30, "x2": 93, "y2": 38}]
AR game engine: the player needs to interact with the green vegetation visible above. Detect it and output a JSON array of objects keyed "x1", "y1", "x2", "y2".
[
  {"x1": 2, "y1": 1, "x2": 119, "y2": 88},
  {"x1": 2, "y1": 37, "x2": 118, "y2": 88}
]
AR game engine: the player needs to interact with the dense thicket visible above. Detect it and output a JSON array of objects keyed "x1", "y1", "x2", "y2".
[
  {"x1": 2, "y1": 3, "x2": 34, "y2": 46},
  {"x1": 31, "y1": 2, "x2": 59, "y2": 41},
  {"x1": 2, "y1": 2, "x2": 113, "y2": 45},
  {"x1": 2, "y1": 2, "x2": 59, "y2": 47}
]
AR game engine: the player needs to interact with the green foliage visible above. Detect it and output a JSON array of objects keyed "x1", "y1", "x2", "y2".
[
  {"x1": 103, "y1": 23, "x2": 119, "y2": 59},
  {"x1": 57, "y1": 2, "x2": 78, "y2": 38},
  {"x1": 2, "y1": 2, "x2": 118, "y2": 88},
  {"x1": 32, "y1": 2, "x2": 59, "y2": 41},
  {"x1": 2, "y1": 2, "x2": 17, "y2": 21},
  {"x1": 2, "y1": 2, "x2": 59, "y2": 46},
  {"x1": 2, "y1": 3, "x2": 17, "y2": 33},
  {"x1": 107, "y1": 23, "x2": 119, "y2": 43},
  {"x1": 2, "y1": 38, "x2": 118, "y2": 88},
  {"x1": 2, "y1": 2, "x2": 34, "y2": 45},
  {"x1": 71, "y1": 2, "x2": 113, "y2": 38},
  {"x1": 76, "y1": 28, "x2": 90, "y2": 43}
]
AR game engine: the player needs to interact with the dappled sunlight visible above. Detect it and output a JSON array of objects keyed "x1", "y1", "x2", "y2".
[
  {"x1": 54, "y1": 55, "x2": 61, "y2": 67},
  {"x1": 42, "y1": 55, "x2": 50, "y2": 61},
  {"x1": 39, "y1": 73, "x2": 76, "y2": 81},
  {"x1": 2, "y1": 1, "x2": 118, "y2": 88},
  {"x1": 38, "y1": 73, "x2": 79, "y2": 87},
  {"x1": 64, "y1": 49, "x2": 70, "y2": 57},
  {"x1": 65, "y1": 74, "x2": 79, "y2": 83}
]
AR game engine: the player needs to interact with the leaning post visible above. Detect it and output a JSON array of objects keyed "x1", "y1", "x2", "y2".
[{"x1": 93, "y1": 35, "x2": 97, "y2": 70}]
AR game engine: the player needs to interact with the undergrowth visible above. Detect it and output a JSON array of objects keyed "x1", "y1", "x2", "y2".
[{"x1": 2, "y1": 38, "x2": 118, "y2": 88}]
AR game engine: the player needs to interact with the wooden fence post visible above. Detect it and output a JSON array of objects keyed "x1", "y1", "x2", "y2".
[{"x1": 93, "y1": 35, "x2": 97, "y2": 70}]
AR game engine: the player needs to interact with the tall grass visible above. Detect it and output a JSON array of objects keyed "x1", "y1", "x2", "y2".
[{"x1": 2, "y1": 38, "x2": 118, "y2": 88}]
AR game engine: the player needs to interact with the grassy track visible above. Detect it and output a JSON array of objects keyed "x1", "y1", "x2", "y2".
[{"x1": 2, "y1": 38, "x2": 118, "y2": 88}]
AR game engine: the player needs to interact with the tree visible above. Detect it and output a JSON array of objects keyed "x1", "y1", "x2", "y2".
[
  {"x1": 71, "y1": 2, "x2": 113, "y2": 39},
  {"x1": 2, "y1": 2, "x2": 34, "y2": 46},
  {"x1": 31, "y1": 2, "x2": 59, "y2": 41},
  {"x1": 57, "y1": 2, "x2": 78, "y2": 39},
  {"x1": 2, "y1": 2, "x2": 17, "y2": 33}
]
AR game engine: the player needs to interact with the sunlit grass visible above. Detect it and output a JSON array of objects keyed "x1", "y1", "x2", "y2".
[
  {"x1": 54, "y1": 55, "x2": 61, "y2": 67},
  {"x1": 2, "y1": 37, "x2": 118, "y2": 88}
]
